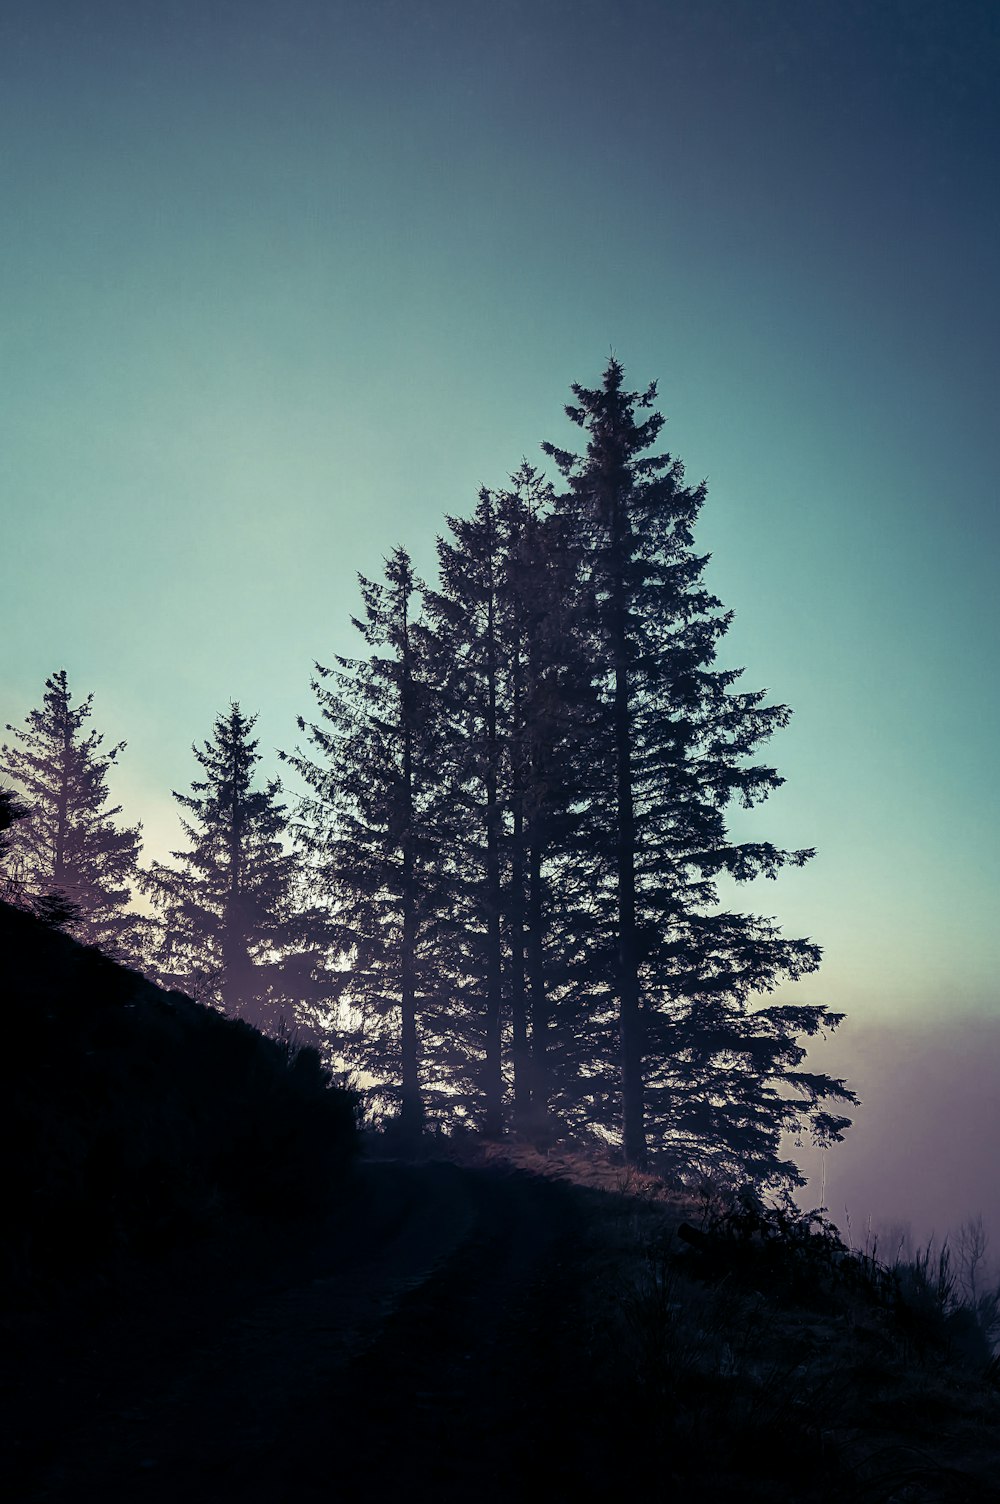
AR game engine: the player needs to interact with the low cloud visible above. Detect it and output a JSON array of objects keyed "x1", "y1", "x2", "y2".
[{"x1": 793, "y1": 1012, "x2": 1000, "y2": 1263}]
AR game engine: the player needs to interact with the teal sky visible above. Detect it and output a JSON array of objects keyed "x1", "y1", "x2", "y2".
[{"x1": 2, "y1": 0, "x2": 998, "y2": 1088}]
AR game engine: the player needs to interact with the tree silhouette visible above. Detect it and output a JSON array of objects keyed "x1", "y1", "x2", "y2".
[
  {"x1": 543, "y1": 359, "x2": 853, "y2": 1170},
  {"x1": 421, "y1": 466, "x2": 610, "y2": 1139},
  {"x1": 0, "y1": 785, "x2": 28, "y2": 907},
  {"x1": 0, "y1": 670, "x2": 143, "y2": 960},
  {"x1": 278, "y1": 357, "x2": 853, "y2": 1184},
  {"x1": 427, "y1": 487, "x2": 522, "y2": 1136},
  {"x1": 148, "y1": 703, "x2": 303, "y2": 1032},
  {"x1": 288, "y1": 550, "x2": 454, "y2": 1139},
  {"x1": 0, "y1": 786, "x2": 25, "y2": 850}
]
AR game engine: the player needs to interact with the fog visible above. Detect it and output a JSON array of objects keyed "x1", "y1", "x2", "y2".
[{"x1": 794, "y1": 1012, "x2": 1000, "y2": 1271}]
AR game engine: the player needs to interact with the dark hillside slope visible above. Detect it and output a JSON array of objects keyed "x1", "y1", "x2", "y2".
[
  {"x1": 0, "y1": 899, "x2": 357, "y2": 1304},
  {"x1": 3, "y1": 907, "x2": 998, "y2": 1502}
]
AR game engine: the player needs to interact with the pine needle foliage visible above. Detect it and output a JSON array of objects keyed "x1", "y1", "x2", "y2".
[
  {"x1": 541, "y1": 358, "x2": 854, "y2": 1173},
  {"x1": 286, "y1": 549, "x2": 458, "y2": 1139},
  {"x1": 147, "y1": 703, "x2": 303, "y2": 1033},
  {"x1": 0, "y1": 670, "x2": 144, "y2": 962},
  {"x1": 288, "y1": 359, "x2": 854, "y2": 1187}
]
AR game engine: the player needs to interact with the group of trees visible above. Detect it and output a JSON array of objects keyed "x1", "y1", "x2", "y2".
[
  {"x1": 1, "y1": 687, "x2": 303, "y2": 1031},
  {"x1": 1, "y1": 360, "x2": 855, "y2": 1182}
]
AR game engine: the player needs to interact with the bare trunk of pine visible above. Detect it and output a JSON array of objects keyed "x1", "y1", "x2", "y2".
[
  {"x1": 508, "y1": 708, "x2": 531, "y2": 1130},
  {"x1": 526, "y1": 825, "x2": 548, "y2": 1135},
  {"x1": 222, "y1": 744, "x2": 248, "y2": 1020},
  {"x1": 399, "y1": 593, "x2": 423, "y2": 1142},
  {"x1": 612, "y1": 510, "x2": 646, "y2": 1166},
  {"x1": 506, "y1": 503, "x2": 533, "y2": 1131},
  {"x1": 482, "y1": 580, "x2": 505, "y2": 1137},
  {"x1": 53, "y1": 715, "x2": 71, "y2": 890},
  {"x1": 399, "y1": 876, "x2": 421, "y2": 1138}
]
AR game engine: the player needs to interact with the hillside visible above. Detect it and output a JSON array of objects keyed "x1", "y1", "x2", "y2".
[
  {"x1": 0, "y1": 898, "x2": 357, "y2": 1303},
  {"x1": 2, "y1": 908, "x2": 999, "y2": 1502}
]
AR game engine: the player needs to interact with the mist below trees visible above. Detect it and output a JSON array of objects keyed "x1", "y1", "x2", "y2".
[{"x1": 793, "y1": 1014, "x2": 1000, "y2": 1274}]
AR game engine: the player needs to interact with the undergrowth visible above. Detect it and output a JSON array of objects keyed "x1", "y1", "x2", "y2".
[{"x1": 588, "y1": 1181, "x2": 1000, "y2": 1501}]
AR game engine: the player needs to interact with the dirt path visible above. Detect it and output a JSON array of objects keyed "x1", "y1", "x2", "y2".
[{"x1": 7, "y1": 1160, "x2": 604, "y2": 1503}]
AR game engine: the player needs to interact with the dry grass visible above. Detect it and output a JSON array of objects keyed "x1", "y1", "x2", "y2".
[{"x1": 573, "y1": 1182, "x2": 1000, "y2": 1501}]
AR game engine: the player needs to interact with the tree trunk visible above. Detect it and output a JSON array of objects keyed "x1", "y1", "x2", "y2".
[
  {"x1": 222, "y1": 745, "x2": 249, "y2": 1020},
  {"x1": 507, "y1": 683, "x2": 531, "y2": 1130},
  {"x1": 482, "y1": 571, "x2": 505, "y2": 1137},
  {"x1": 53, "y1": 711, "x2": 72, "y2": 890},
  {"x1": 611, "y1": 505, "x2": 646, "y2": 1166},
  {"x1": 526, "y1": 823, "x2": 549, "y2": 1137},
  {"x1": 399, "y1": 590, "x2": 424, "y2": 1142},
  {"x1": 399, "y1": 878, "x2": 422, "y2": 1139}
]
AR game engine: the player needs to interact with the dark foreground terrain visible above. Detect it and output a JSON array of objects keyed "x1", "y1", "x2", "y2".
[
  {"x1": 4, "y1": 1156, "x2": 596, "y2": 1502},
  {"x1": 5, "y1": 1145, "x2": 1000, "y2": 1504},
  {"x1": 2, "y1": 901, "x2": 999, "y2": 1501}
]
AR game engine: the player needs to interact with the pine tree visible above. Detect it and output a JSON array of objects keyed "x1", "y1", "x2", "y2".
[
  {"x1": 0, "y1": 787, "x2": 25, "y2": 851},
  {"x1": 0, "y1": 786, "x2": 27, "y2": 904},
  {"x1": 0, "y1": 670, "x2": 143, "y2": 958},
  {"x1": 287, "y1": 549, "x2": 452, "y2": 1138},
  {"x1": 427, "y1": 466, "x2": 595, "y2": 1138},
  {"x1": 542, "y1": 359, "x2": 854, "y2": 1176},
  {"x1": 148, "y1": 704, "x2": 302, "y2": 1032},
  {"x1": 490, "y1": 466, "x2": 603, "y2": 1138},
  {"x1": 427, "y1": 487, "x2": 517, "y2": 1135},
  {"x1": 427, "y1": 465, "x2": 620, "y2": 1141},
  {"x1": 496, "y1": 473, "x2": 543, "y2": 1130},
  {"x1": 492, "y1": 467, "x2": 558, "y2": 1132}
]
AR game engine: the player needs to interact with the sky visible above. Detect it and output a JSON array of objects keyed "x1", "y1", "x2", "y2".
[{"x1": 1, "y1": 1, "x2": 997, "y2": 1234}]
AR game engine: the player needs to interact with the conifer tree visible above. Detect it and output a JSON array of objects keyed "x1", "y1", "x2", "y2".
[
  {"x1": 428, "y1": 465, "x2": 616, "y2": 1140},
  {"x1": 491, "y1": 466, "x2": 602, "y2": 1137},
  {"x1": 287, "y1": 549, "x2": 451, "y2": 1138},
  {"x1": 427, "y1": 488, "x2": 515, "y2": 1135},
  {"x1": 0, "y1": 786, "x2": 25, "y2": 853},
  {"x1": 527, "y1": 520, "x2": 632, "y2": 1138},
  {"x1": 542, "y1": 359, "x2": 854, "y2": 1173},
  {"x1": 492, "y1": 467, "x2": 556, "y2": 1130},
  {"x1": 0, "y1": 670, "x2": 143, "y2": 959},
  {"x1": 149, "y1": 703, "x2": 302, "y2": 1032},
  {"x1": 0, "y1": 786, "x2": 27, "y2": 904}
]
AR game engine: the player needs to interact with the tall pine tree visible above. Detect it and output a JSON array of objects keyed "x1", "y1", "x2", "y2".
[
  {"x1": 492, "y1": 467, "x2": 560, "y2": 1132},
  {"x1": 287, "y1": 549, "x2": 454, "y2": 1138},
  {"x1": 0, "y1": 786, "x2": 27, "y2": 904},
  {"x1": 427, "y1": 487, "x2": 518, "y2": 1135},
  {"x1": 148, "y1": 704, "x2": 303, "y2": 1032},
  {"x1": 491, "y1": 466, "x2": 604, "y2": 1138},
  {"x1": 427, "y1": 467, "x2": 596, "y2": 1137},
  {"x1": 0, "y1": 670, "x2": 143, "y2": 960},
  {"x1": 543, "y1": 359, "x2": 853, "y2": 1174}
]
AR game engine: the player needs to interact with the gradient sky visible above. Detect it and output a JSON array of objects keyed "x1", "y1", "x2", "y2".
[{"x1": 2, "y1": 2, "x2": 997, "y2": 1228}]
